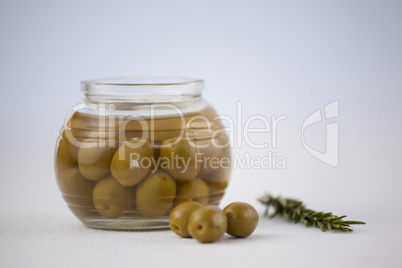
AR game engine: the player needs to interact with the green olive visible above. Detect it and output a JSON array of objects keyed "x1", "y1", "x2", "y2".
[
  {"x1": 110, "y1": 140, "x2": 154, "y2": 187},
  {"x1": 55, "y1": 131, "x2": 78, "y2": 169},
  {"x1": 159, "y1": 136, "x2": 202, "y2": 181},
  {"x1": 56, "y1": 166, "x2": 95, "y2": 208},
  {"x1": 93, "y1": 176, "x2": 136, "y2": 218},
  {"x1": 119, "y1": 114, "x2": 190, "y2": 141},
  {"x1": 223, "y1": 202, "x2": 259, "y2": 238},
  {"x1": 66, "y1": 112, "x2": 107, "y2": 141},
  {"x1": 197, "y1": 134, "x2": 230, "y2": 176},
  {"x1": 136, "y1": 171, "x2": 176, "y2": 217},
  {"x1": 77, "y1": 138, "x2": 116, "y2": 181},
  {"x1": 175, "y1": 179, "x2": 209, "y2": 205},
  {"x1": 202, "y1": 167, "x2": 231, "y2": 205},
  {"x1": 188, "y1": 205, "x2": 227, "y2": 243},
  {"x1": 169, "y1": 201, "x2": 203, "y2": 238}
]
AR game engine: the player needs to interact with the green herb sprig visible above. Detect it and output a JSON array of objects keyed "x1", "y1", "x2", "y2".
[{"x1": 258, "y1": 194, "x2": 366, "y2": 232}]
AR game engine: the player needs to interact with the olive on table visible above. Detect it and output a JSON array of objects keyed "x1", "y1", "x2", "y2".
[
  {"x1": 188, "y1": 205, "x2": 227, "y2": 243},
  {"x1": 223, "y1": 202, "x2": 259, "y2": 238},
  {"x1": 169, "y1": 201, "x2": 203, "y2": 238}
]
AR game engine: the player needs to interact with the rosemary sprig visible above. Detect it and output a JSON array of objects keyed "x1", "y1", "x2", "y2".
[{"x1": 258, "y1": 194, "x2": 366, "y2": 232}]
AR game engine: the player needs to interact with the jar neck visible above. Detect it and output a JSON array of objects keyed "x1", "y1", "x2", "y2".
[{"x1": 81, "y1": 76, "x2": 204, "y2": 103}]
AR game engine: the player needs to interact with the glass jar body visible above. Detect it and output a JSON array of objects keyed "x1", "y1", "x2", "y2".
[{"x1": 54, "y1": 85, "x2": 231, "y2": 230}]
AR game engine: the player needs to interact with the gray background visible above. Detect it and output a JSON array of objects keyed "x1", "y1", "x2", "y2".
[{"x1": 1, "y1": 0, "x2": 401, "y2": 267}]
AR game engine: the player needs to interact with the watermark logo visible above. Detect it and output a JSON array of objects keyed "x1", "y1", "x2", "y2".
[
  {"x1": 301, "y1": 100, "x2": 339, "y2": 167},
  {"x1": 61, "y1": 100, "x2": 340, "y2": 171}
]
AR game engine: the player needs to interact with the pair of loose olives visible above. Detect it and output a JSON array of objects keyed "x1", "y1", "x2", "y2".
[{"x1": 169, "y1": 201, "x2": 259, "y2": 243}]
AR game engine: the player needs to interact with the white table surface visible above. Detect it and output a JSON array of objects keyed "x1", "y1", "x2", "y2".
[{"x1": 1, "y1": 203, "x2": 400, "y2": 268}]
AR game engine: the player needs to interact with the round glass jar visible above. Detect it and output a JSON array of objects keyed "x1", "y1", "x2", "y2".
[{"x1": 54, "y1": 76, "x2": 231, "y2": 230}]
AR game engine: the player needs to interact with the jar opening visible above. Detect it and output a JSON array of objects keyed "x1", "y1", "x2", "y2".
[{"x1": 81, "y1": 76, "x2": 204, "y2": 102}]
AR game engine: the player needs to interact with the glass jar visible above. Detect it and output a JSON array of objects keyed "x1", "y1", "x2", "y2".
[{"x1": 54, "y1": 76, "x2": 231, "y2": 230}]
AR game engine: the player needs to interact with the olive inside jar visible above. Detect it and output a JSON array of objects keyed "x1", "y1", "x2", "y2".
[{"x1": 54, "y1": 76, "x2": 231, "y2": 230}]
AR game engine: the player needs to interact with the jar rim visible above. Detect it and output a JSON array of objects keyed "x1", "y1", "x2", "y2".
[
  {"x1": 82, "y1": 76, "x2": 203, "y2": 86},
  {"x1": 81, "y1": 76, "x2": 203, "y2": 101}
]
